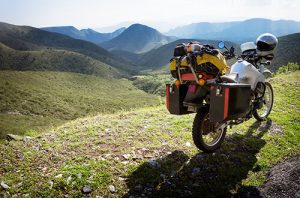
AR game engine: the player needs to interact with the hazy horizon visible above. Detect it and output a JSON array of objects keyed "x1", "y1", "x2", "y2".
[{"x1": 1, "y1": 0, "x2": 300, "y2": 32}]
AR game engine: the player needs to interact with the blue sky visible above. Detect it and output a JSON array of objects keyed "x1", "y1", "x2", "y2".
[{"x1": 0, "y1": 0, "x2": 299, "y2": 32}]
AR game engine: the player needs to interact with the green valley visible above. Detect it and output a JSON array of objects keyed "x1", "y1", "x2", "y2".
[{"x1": 0, "y1": 71, "x2": 160, "y2": 138}]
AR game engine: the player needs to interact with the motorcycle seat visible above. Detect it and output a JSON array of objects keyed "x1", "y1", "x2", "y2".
[{"x1": 221, "y1": 73, "x2": 239, "y2": 83}]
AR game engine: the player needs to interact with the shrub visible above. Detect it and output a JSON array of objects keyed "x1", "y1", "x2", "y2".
[
  {"x1": 132, "y1": 75, "x2": 172, "y2": 96},
  {"x1": 276, "y1": 62, "x2": 300, "y2": 74}
]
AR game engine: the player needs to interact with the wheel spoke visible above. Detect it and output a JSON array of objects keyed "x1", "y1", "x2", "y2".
[
  {"x1": 192, "y1": 108, "x2": 226, "y2": 152},
  {"x1": 255, "y1": 83, "x2": 273, "y2": 119},
  {"x1": 201, "y1": 114, "x2": 224, "y2": 146}
]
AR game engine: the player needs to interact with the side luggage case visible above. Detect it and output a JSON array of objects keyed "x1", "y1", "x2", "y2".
[
  {"x1": 209, "y1": 83, "x2": 252, "y2": 123},
  {"x1": 166, "y1": 84, "x2": 190, "y2": 115}
]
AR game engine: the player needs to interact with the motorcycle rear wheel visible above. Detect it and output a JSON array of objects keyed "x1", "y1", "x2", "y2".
[
  {"x1": 253, "y1": 82, "x2": 274, "y2": 121},
  {"x1": 192, "y1": 107, "x2": 226, "y2": 153}
]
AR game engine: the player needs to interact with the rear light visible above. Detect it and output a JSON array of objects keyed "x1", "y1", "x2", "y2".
[{"x1": 198, "y1": 79, "x2": 205, "y2": 86}]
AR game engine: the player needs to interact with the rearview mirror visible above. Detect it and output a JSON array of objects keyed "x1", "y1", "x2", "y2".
[{"x1": 218, "y1": 41, "x2": 225, "y2": 49}]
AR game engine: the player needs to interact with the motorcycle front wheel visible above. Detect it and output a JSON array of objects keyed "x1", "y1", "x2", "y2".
[
  {"x1": 192, "y1": 107, "x2": 226, "y2": 153},
  {"x1": 253, "y1": 82, "x2": 274, "y2": 121}
]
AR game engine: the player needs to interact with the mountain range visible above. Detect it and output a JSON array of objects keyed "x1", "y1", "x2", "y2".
[
  {"x1": 167, "y1": 18, "x2": 300, "y2": 43},
  {"x1": 42, "y1": 23, "x2": 176, "y2": 54},
  {"x1": 44, "y1": 18, "x2": 300, "y2": 47},
  {"x1": 0, "y1": 22, "x2": 138, "y2": 74},
  {"x1": 132, "y1": 33, "x2": 300, "y2": 72},
  {"x1": 41, "y1": 26, "x2": 126, "y2": 44},
  {"x1": 1, "y1": 19, "x2": 300, "y2": 76},
  {"x1": 110, "y1": 33, "x2": 300, "y2": 73}
]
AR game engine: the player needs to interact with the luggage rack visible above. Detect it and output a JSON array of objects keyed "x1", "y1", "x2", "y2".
[{"x1": 177, "y1": 57, "x2": 201, "y2": 85}]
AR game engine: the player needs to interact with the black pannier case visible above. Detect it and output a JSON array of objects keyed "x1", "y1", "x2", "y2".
[
  {"x1": 166, "y1": 84, "x2": 190, "y2": 115},
  {"x1": 209, "y1": 83, "x2": 252, "y2": 123}
]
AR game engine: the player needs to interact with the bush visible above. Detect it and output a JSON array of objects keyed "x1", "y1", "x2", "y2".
[
  {"x1": 132, "y1": 75, "x2": 172, "y2": 96},
  {"x1": 276, "y1": 62, "x2": 300, "y2": 74}
]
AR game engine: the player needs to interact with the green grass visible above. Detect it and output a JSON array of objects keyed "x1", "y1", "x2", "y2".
[
  {"x1": 0, "y1": 71, "x2": 299, "y2": 197},
  {"x1": 0, "y1": 71, "x2": 160, "y2": 138}
]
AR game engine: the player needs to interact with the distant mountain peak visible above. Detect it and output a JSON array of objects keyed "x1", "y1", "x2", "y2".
[
  {"x1": 125, "y1": 23, "x2": 160, "y2": 34},
  {"x1": 80, "y1": 28, "x2": 98, "y2": 34},
  {"x1": 41, "y1": 25, "x2": 125, "y2": 44},
  {"x1": 129, "y1": 23, "x2": 148, "y2": 28},
  {"x1": 101, "y1": 23, "x2": 174, "y2": 53}
]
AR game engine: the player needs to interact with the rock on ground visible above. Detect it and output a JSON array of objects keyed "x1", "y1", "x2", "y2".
[
  {"x1": 0, "y1": 181, "x2": 10, "y2": 190},
  {"x1": 109, "y1": 185, "x2": 116, "y2": 193},
  {"x1": 82, "y1": 185, "x2": 92, "y2": 194},
  {"x1": 6, "y1": 134, "x2": 23, "y2": 141}
]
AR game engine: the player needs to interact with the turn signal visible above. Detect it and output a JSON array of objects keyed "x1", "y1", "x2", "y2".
[
  {"x1": 175, "y1": 80, "x2": 181, "y2": 88},
  {"x1": 198, "y1": 79, "x2": 205, "y2": 86}
]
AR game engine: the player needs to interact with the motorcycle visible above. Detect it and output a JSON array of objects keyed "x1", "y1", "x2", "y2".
[{"x1": 166, "y1": 33, "x2": 277, "y2": 152}]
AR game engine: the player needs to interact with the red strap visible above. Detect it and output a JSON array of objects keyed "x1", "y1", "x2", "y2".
[
  {"x1": 224, "y1": 88, "x2": 229, "y2": 119},
  {"x1": 166, "y1": 85, "x2": 170, "y2": 110}
]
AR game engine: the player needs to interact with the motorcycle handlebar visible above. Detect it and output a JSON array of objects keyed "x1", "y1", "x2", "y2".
[{"x1": 222, "y1": 51, "x2": 235, "y2": 60}]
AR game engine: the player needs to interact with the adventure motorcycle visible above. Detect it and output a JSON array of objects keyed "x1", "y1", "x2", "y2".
[{"x1": 166, "y1": 33, "x2": 277, "y2": 152}]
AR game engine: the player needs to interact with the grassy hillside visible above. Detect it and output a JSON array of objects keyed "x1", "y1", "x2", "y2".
[
  {"x1": 0, "y1": 71, "x2": 298, "y2": 197},
  {"x1": 272, "y1": 33, "x2": 300, "y2": 71},
  {"x1": 111, "y1": 50, "x2": 141, "y2": 63},
  {"x1": 0, "y1": 43, "x2": 121, "y2": 77},
  {"x1": 0, "y1": 71, "x2": 160, "y2": 138},
  {"x1": 0, "y1": 22, "x2": 137, "y2": 73}
]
